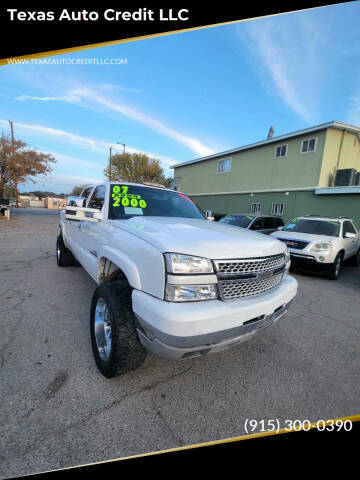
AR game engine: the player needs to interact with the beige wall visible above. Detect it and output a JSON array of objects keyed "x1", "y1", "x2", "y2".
[
  {"x1": 319, "y1": 128, "x2": 360, "y2": 187},
  {"x1": 46, "y1": 197, "x2": 66, "y2": 209}
]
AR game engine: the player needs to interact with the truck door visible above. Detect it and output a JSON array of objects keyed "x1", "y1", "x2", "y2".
[
  {"x1": 72, "y1": 185, "x2": 106, "y2": 280},
  {"x1": 65, "y1": 186, "x2": 94, "y2": 258}
]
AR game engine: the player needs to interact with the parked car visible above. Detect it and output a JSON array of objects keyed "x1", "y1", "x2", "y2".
[
  {"x1": 57, "y1": 182, "x2": 297, "y2": 378},
  {"x1": 218, "y1": 214, "x2": 284, "y2": 235},
  {"x1": 271, "y1": 215, "x2": 360, "y2": 280}
]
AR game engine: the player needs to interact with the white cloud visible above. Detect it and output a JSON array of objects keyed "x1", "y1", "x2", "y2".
[
  {"x1": 238, "y1": 13, "x2": 325, "y2": 123},
  {"x1": 69, "y1": 87, "x2": 215, "y2": 157},
  {"x1": 16, "y1": 94, "x2": 80, "y2": 102},
  {"x1": 347, "y1": 91, "x2": 360, "y2": 126},
  {"x1": 36, "y1": 172, "x2": 103, "y2": 187},
  {"x1": 0, "y1": 118, "x2": 177, "y2": 169},
  {"x1": 20, "y1": 172, "x2": 103, "y2": 194},
  {"x1": 14, "y1": 84, "x2": 215, "y2": 157}
]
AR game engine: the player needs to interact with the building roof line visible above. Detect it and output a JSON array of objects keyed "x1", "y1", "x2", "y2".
[{"x1": 171, "y1": 121, "x2": 360, "y2": 169}]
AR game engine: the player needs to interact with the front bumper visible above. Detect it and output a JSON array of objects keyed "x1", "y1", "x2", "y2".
[
  {"x1": 132, "y1": 275, "x2": 297, "y2": 360},
  {"x1": 289, "y1": 252, "x2": 335, "y2": 273}
]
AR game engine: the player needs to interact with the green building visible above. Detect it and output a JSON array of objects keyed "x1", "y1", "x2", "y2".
[{"x1": 172, "y1": 121, "x2": 360, "y2": 224}]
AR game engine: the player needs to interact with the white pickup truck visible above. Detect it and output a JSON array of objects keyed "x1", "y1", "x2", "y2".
[{"x1": 58, "y1": 182, "x2": 297, "y2": 378}]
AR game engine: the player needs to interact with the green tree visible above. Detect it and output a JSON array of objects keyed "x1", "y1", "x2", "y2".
[
  {"x1": 104, "y1": 152, "x2": 169, "y2": 185},
  {"x1": 0, "y1": 133, "x2": 56, "y2": 205},
  {"x1": 70, "y1": 185, "x2": 86, "y2": 196}
]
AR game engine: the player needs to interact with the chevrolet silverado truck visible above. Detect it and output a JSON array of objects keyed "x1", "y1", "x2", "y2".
[{"x1": 57, "y1": 182, "x2": 297, "y2": 378}]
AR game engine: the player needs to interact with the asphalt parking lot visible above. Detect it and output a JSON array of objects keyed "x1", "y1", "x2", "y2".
[{"x1": 1, "y1": 213, "x2": 359, "y2": 478}]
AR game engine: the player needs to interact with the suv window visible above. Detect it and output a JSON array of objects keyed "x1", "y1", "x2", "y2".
[
  {"x1": 219, "y1": 215, "x2": 253, "y2": 228},
  {"x1": 88, "y1": 186, "x2": 106, "y2": 210},
  {"x1": 283, "y1": 219, "x2": 340, "y2": 237},
  {"x1": 264, "y1": 217, "x2": 276, "y2": 229},
  {"x1": 250, "y1": 218, "x2": 265, "y2": 230},
  {"x1": 274, "y1": 217, "x2": 284, "y2": 228},
  {"x1": 343, "y1": 221, "x2": 356, "y2": 237}
]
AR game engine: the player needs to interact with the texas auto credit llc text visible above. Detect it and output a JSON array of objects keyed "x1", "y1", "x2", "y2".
[{"x1": 5, "y1": 8, "x2": 190, "y2": 22}]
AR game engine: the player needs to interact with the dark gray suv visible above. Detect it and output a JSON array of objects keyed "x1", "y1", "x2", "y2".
[{"x1": 218, "y1": 214, "x2": 284, "y2": 235}]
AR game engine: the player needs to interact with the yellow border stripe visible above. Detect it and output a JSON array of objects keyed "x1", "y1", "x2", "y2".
[
  {"x1": 39, "y1": 414, "x2": 359, "y2": 475},
  {"x1": 0, "y1": 7, "x2": 313, "y2": 66}
]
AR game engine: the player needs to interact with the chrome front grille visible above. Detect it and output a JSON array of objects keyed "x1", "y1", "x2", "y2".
[
  {"x1": 215, "y1": 254, "x2": 285, "y2": 276},
  {"x1": 214, "y1": 254, "x2": 285, "y2": 301}
]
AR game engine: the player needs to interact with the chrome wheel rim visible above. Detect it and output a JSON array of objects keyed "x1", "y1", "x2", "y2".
[
  {"x1": 94, "y1": 298, "x2": 112, "y2": 361},
  {"x1": 56, "y1": 244, "x2": 61, "y2": 262}
]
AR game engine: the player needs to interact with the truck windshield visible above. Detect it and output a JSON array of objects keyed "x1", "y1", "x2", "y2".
[
  {"x1": 108, "y1": 184, "x2": 204, "y2": 220},
  {"x1": 219, "y1": 215, "x2": 253, "y2": 228},
  {"x1": 283, "y1": 219, "x2": 340, "y2": 237}
]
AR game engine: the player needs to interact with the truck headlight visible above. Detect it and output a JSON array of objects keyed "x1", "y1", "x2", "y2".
[
  {"x1": 309, "y1": 242, "x2": 333, "y2": 253},
  {"x1": 165, "y1": 284, "x2": 217, "y2": 302},
  {"x1": 164, "y1": 253, "x2": 214, "y2": 274}
]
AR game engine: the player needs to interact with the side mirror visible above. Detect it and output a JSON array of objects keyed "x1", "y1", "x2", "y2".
[
  {"x1": 277, "y1": 226, "x2": 283, "y2": 231},
  {"x1": 205, "y1": 210, "x2": 214, "y2": 221},
  {"x1": 65, "y1": 203, "x2": 102, "y2": 222},
  {"x1": 345, "y1": 232, "x2": 356, "y2": 239},
  {"x1": 66, "y1": 196, "x2": 86, "y2": 207}
]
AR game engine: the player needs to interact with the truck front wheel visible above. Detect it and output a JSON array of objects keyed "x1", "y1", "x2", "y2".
[{"x1": 90, "y1": 282, "x2": 147, "y2": 378}]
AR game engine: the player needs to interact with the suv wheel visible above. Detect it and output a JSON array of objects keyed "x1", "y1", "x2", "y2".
[
  {"x1": 352, "y1": 248, "x2": 360, "y2": 267},
  {"x1": 328, "y1": 253, "x2": 343, "y2": 280},
  {"x1": 90, "y1": 282, "x2": 147, "y2": 378},
  {"x1": 56, "y1": 234, "x2": 77, "y2": 266}
]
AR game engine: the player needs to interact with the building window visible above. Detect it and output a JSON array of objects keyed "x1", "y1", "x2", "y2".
[
  {"x1": 271, "y1": 202, "x2": 284, "y2": 216},
  {"x1": 251, "y1": 203, "x2": 262, "y2": 215},
  {"x1": 171, "y1": 177, "x2": 182, "y2": 190},
  {"x1": 275, "y1": 145, "x2": 287, "y2": 158},
  {"x1": 301, "y1": 137, "x2": 317, "y2": 153},
  {"x1": 217, "y1": 158, "x2": 231, "y2": 173}
]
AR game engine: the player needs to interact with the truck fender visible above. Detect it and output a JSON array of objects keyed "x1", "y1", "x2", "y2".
[{"x1": 97, "y1": 246, "x2": 141, "y2": 290}]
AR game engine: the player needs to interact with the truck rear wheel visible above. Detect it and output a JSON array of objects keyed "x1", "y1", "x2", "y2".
[
  {"x1": 90, "y1": 282, "x2": 147, "y2": 378},
  {"x1": 56, "y1": 234, "x2": 77, "y2": 266}
]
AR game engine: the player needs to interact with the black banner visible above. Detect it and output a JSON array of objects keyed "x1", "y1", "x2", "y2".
[{"x1": 0, "y1": 2, "x2": 346, "y2": 60}]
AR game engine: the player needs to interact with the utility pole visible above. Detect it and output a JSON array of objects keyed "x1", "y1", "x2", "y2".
[
  {"x1": 9, "y1": 120, "x2": 19, "y2": 208},
  {"x1": 109, "y1": 146, "x2": 112, "y2": 181}
]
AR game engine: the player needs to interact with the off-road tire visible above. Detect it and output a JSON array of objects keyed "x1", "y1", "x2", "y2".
[
  {"x1": 328, "y1": 252, "x2": 343, "y2": 280},
  {"x1": 56, "y1": 234, "x2": 77, "y2": 266},
  {"x1": 90, "y1": 282, "x2": 147, "y2": 378}
]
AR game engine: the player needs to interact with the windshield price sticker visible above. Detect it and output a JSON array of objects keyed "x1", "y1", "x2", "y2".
[{"x1": 112, "y1": 185, "x2": 147, "y2": 209}]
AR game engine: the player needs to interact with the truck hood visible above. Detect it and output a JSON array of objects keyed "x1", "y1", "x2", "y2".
[
  {"x1": 271, "y1": 231, "x2": 337, "y2": 244},
  {"x1": 110, "y1": 217, "x2": 286, "y2": 259}
]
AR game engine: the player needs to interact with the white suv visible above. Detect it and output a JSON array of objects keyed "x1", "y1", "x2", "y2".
[{"x1": 271, "y1": 215, "x2": 360, "y2": 280}]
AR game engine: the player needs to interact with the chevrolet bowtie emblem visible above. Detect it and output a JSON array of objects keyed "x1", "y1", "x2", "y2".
[{"x1": 257, "y1": 270, "x2": 273, "y2": 280}]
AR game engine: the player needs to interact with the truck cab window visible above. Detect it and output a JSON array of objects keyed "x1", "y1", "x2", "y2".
[{"x1": 88, "y1": 186, "x2": 106, "y2": 210}]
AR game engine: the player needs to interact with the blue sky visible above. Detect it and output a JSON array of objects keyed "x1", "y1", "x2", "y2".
[{"x1": 1, "y1": 2, "x2": 360, "y2": 193}]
